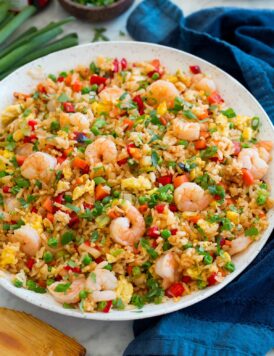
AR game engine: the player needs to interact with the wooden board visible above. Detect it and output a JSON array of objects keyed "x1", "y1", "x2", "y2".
[{"x1": 0, "y1": 308, "x2": 86, "y2": 355}]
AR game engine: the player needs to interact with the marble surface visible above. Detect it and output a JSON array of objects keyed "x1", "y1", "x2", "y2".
[{"x1": 1, "y1": 1, "x2": 274, "y2": 355}]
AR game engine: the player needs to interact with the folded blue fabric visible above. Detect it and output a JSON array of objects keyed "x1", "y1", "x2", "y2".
[
  {"x1": 127, "y1": 0, "x2": 274, "y2": 123},
  {"x1": 124, "y1": 2, "x2": 274, "y2": 355}
]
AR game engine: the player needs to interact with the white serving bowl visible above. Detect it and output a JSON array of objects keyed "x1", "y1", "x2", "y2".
[{"x1": 0, "y1": 42, "x2": 273, "y2": 321}]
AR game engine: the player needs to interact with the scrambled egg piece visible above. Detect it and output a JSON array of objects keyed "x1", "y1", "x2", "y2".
[
  {"x1": 0, "y1": 104, "x2": 21, "y2": 126},
  {"x1": 197, "y1": 219, "x2": 219, "y2": 238},
  {"x1": 62, "y1": 163, "x2": 72, "y2": 180},
  {"x1": 226, "y1": 211, "x2": 240, "y2": 224},
  {"x1": 157, "y1": 101, "x2": 167, "y2": 116},
  {"x1": 72, "y1": 179, "x2": 95, "y2": 200},
  {"x1": 0, "y1": 150, "x2": 14, "y2": 160},
  {"x1": 0, "y1": 244, "x2": 18, "y2": 267},
  {"x1": 121, "y1": 176, "x2": 152, "y2": 191},
  {"x1": 23, "y1": 213, "x2": 43, "y2": 234},
  {"x1": 116, "y1": 276, "x2": 133, "y2": 304},
  {"x1": 56, "y1": 180, "x2": 70, "y2": 195}
]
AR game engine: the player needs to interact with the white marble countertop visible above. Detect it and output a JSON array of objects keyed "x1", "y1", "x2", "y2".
[{"x1": 1, "y1": 1, "x2": 273, "y2": 355}]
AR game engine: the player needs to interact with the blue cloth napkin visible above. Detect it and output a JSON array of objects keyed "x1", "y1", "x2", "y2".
[
  {"x1": 124, "y1": 2, "x2": 274, "y2": 355},
  {"x1": 127, "y1": 0, "x2": 274, "y2": 123}
]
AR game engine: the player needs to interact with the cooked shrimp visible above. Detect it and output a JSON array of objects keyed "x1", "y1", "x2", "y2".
[
  {"x1": 228, "y1": 236, "x2": 252, "y2": 256},
  {"x1": 4, "y1": 197, "x2": 20, "y2": 215},
  {"x1": 109, "y1": 204, "x2": 145, "y2": 246},
  {"x1": 99, "y1": 86, "x2": 125, "y2": 103},
  {"x1": 172, "y1": 119, "x2": 200, "y2": 141},
  {"x1": 147, "y1": 80, "x2": 179, "y2": 107},
  {"x1": 48, "y1": 278, "x2": 85, "y2": 304},
  {"x1": 174, "y1": 182, "x2": 212, "y2": 212},
  {"x1": 238, "y1": 148, "x2": 268, "y2": 180},
  {"x1": 60, "y1": 112, "x2": 92, "y2": 131},
  {"x1": 12, "y1": 225, "x2": 40, "y2": 256},
  {"x1": 86, "y1": 266, "x2": 117, "y2": 302},
  {"x1": 155, "y1": 252, "x2": 178, "y2": 288},
  {"x1": 193, "y1": 75, "x2": 216, "y2": 93},
  {"x1": 85, "y1": 137, "x2": 117, "y2": 167},
  {"x1": 15, "y1": 143, "x2": 33, "y2": 157},
  {"x1": 21, "y1": 152, "x2": 57, "y2": 183}
]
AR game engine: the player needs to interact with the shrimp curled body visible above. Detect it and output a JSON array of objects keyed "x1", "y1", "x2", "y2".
[
  {"x1": 228, "y1": 236, "x2": 252, "y2": 256},
  {"x1": 12, "y1": 225, "x2": 41, "y2": 256},
  {"x1": 155, "y1": 252, "x2": 178, "y2": 288},
  {"x1": 147, "y1": 80, "x2": 179, "y2": 107},
  {"x1": 85, "y1": 137, "x2": 117, "y2": 168},
  {"x1": 48, "y1": 279, "x2": 85, "y2": 304},
  {"x1": 172, "y1": 119, "x2": 200, "y2": 141},
  {"x1": 86, "y1": 266, "x2": 117, "y2": 302},
  {"x1": 174, "y1": 182, "x2": 212, "y2": 212},
  {"x1": 109, "y1": 204, "x2": 145, "y2": 246},
  {"x1": 21, "y1": 152, "x2": 57, "y2": 183},
  {"x1": 238, "y1": 148, "x2": 268, "y2": 180}
]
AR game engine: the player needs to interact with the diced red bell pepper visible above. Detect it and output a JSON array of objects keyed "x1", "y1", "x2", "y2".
[
  {"x1": 165, "y1": 282, "x2": 185, "y2": 298},
  {"x1": 189, "y1": 65, "x2": 201, "y2": 74},
  {"x1": 102, "y1": 300, "x2": 112, "y2": 313},
  {"x1": 95, "y1": 256, "x2": 104, "y2": 264},
  {"x1": 127, "y1": 265, "x2": 133, "y2": 275},
  {"x1": 16, "y1": 155, "x2": 26, "y2": 166},
  {"x1": 242, "y1": 168, "x2": 254, "y2": 186},
  {"x1": 23, "y1": 134, "x2": 37, "y2": 143},
  {"x1": 147, "y1": 226, "x2": 160, "y2": 238},
  {"x1": 37, "y1": 84, "x2": 47, "y2": 94},
  {"x1": 127, "y1": 143, "x2": 136, "y2": 155},
  {"x1": 157, "y1": 175, "x2": 172, "y2": 186},
  {"x1": 113, "y1": 58, "x2": 119, "y2": 73},
  {"x1": 151, "y1": 240, "x2": 158, "y2": 248},
  {"x1": 171, "y1": 228, "x2": 178, "y2": 235},
  {"x1": 147, "y1": 70, "x2": 161, "y2": 78},
  {"x1": 68, "y1": 212, "x2": 80, "y2": 228},
  {"x1": 182, "y1": 276, "x2": 192, "y2": 283},
  {"x1": 28, "y1": 120, "x2": 37, "y2": 131},
  {"x1": 57, "y1": 76, "x2": 64, "y2": 82},
  {"x1": 83, "y1": 203, "x2": 94, "y2": 210},
  {"x1": 233, "y1": 141, "x2": 241, "y2": 156},
  {"x1": 63, "y1": 102, "x2": 75, "y2": 113},
  {"x1": 169, "y1": 204, "x2": 178, "y2": 212},
  {"x1": 220, "y1": 238, "x2": 226, "y2": 247},
  {"x1": 31, "y1": 207, "x2": 38, "y2": 213},
  {"x1": 207, "y1": 272, "x2": 218, "y2": 286},
  {"x1": 54, "y1": 194, "x2": 64, "y2": 205},
  {"x1": 90, "y1": 75, "x2": 107, "y2": 86},
  {"x1": 208, "y1": 91, "x2": 224, "y2": 104},
  {"x1": 121, "y1": 58, "x2": 127, "y2": 70},
  {"x1": 64, "y1": 265, "x2": 81, "y2": 273},
  {"x1": 133, "y1": 95, "x2": 145, "y2": 115},
  {"x1": 117, "y1": 157, "x2": 128, "y2": 166},
  {"x1": 26, "y1": 257, "x2": 36, "y2": 270},
  {"x1": 155, "y1": 204, "x2": 165, "y2": 214},
  {"x1": 2, "y1": 186, "x2": 10, "y2": 194},
  {"x1": 57, "y1": 155, "x2": 66, "y2": 165}
]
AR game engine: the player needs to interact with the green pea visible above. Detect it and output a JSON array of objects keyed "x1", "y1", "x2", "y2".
[
  {"x1": 43, "y1": 251, "x2": 53, "y2": 263},
  {"x1": 225, "y1": 262, "x2": 235, "y2": 272},
  {"x1": 47, "y1": 237, "x2": 58, "y2": 248},
  {"x1": 161, "y1": 229, "x2": 171, "y2": 239},
  {"x1": 203, "y1": 254, "x2": 213, "y2": 265},
  {"x1": 79, "y1": 290, "x2": 88, "y2": 299},
  {"x1": 132, "y1": 266, "x2": 141, "y2": 277},
  {"x1": 82, "y1": 254, "x2": 92, "y2": 266}
]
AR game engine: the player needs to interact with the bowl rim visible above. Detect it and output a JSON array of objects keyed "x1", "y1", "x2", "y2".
[
  {"x1": 58, "y1": 0, "x2": 132, "y2": 12},
  {"x1": 0, "y1": 41, "x2": 273, "y2": 321}
]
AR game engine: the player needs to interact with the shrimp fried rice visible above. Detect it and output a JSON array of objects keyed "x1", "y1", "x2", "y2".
[{"x1": 0, "y1": 57, "x2": 272, "y2": 313}]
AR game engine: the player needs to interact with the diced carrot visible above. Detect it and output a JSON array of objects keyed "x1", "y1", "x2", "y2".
[
  {"x1": 108, "y1": 210, "x2": 120, "y2": 219},
  {"x1": 194, "y1": 140, "x2": 207, "y2": 150},
  {"x1": 173, "y1": 175, "x2": 189, "y2": 188},
  {"x1": 127, "y1": 266, "x2": 133, "y2": 275},
  {"x1": 226, "y1": 198, "x2": 234, "y2": 206},
  {"x1": 37, "y1": 84, "x2": 46, "y2": 94},
  {"x1": 63, "y1": 147, "x2": 73, "y2": 157},
  {"x1": 72, "y1": 81, "x2": 82, "y2": 92},
  {"x1": 123, "y1": 119, "x2": 134, "y2": 130},
  {"x1": 224, "y1": 240, "x2": 232, "y2": 246},
  {"x1": 258, "y1": 211, "x2": 266, "y2": 219},
  {"x1": 46, "y1": 213, "x2": 54, "y2": 223},
  {"x1": 242, "y1": 168, "x2": 254, "y2": 186},
  {"x1": 200, "y1": 131, "x2": 210, "y2": 139},
  {"x1": 43, "y1": 197, "x2": 54, "y2": 214},
  {"x1": 57, "y1": 155, "x2": 66, "y2": 165},
  {"x1": 159, "y1": 117, "x2": 167, "y2": 125},
  {"x1": 64, "y1": 75, "x2": 72, "y2": 86},
  {"x1": 197, "y1": 110, "x2": 208, "y2": 120},
  {"x1": 95, "y1": 184, "x2": 110, "y2": 201},
  {"x1": 187, "y1": 215, "x2": 201, "y2": 224},
  {"x1": 151, "y1": 59, "x2": 160, "y2": 69},
  {"x1": 128, "y1": 147, "x2": 142, "y2": 160},
  {"x1": 72, "y1": 157, "x2": 89, "y2": 170},
  {"x1": 138, "y1": 204, "x2": 148, "y2": 213},
  {"x1": 16, "y1": 155, "x2": 26, "y2": 166}
]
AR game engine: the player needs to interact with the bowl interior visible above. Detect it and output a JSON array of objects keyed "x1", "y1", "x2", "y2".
[{"x1": 0, "y1": 42, "x2": 273, "y2": 320}]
